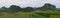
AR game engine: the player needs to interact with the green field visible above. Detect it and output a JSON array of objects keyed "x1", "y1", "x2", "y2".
[
  {"x1": 0, "y1": 12, "x2": 28, "y2": 18},
  {"x1": 29, "y1": 10, "x2": 60, "y2": 18},
  {"x1": 0, "y1": 10, "x2": 60, "y2": 18}
]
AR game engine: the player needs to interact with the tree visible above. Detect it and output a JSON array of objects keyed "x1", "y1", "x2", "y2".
[
  {"x1": 1, "y1": 6, "x2": 7, "y2": 9},
  {"x1": 36, "y1": 7, "x2": 41, "y2": 10},
  {"x1": 0, "y1": 6, "x2": 8, "y2": 12},
  {"x1": 9, "y1": 5, "x2": 21, "y2": 13},
  {"x1": 23, "y1": 7, "x2": 33, "y2": 12}
]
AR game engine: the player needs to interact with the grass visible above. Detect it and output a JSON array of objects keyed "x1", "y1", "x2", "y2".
[
  {"x1": 0, "y1": 10, "x2": 60, "y2": 18},
  {"x1": 30, "y1": 10, "x2": 60, "y2": 18},
  {"x1": 0, "y1": 12, "x2": 27, "y2": 18}
]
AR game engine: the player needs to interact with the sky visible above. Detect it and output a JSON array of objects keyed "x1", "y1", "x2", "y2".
[{"x1": 0, "y1": 0, "x2": 60, "y2": 8}]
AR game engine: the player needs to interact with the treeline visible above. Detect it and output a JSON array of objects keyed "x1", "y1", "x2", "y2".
[{"x1": 0, "y1": 3, "x2": 56, "y2": 12}]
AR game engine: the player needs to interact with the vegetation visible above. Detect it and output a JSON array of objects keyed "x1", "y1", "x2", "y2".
[
  {"x1": 8, "y1": 5, "x2": 21, "y2": 13},
  {"x1": 0, "y1": 3, "x2": 60, "y2": 18},
  {"x1": 22, "y1": 7, "x2": 33, "y2": 12}
]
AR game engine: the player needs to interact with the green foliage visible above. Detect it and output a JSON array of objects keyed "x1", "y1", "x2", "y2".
[
  {"x1": 9, "y1": 5, "x2": 21, "y2": 12},
  {"x1": 1, "y1": 6, "x2": 7, "y2": 9},
  {"x1": 0, "y1": 6, "x2": 8, "y2": 12},
  {"x1": 22, "y1": 7, "x2": 33, "y2": 12}
]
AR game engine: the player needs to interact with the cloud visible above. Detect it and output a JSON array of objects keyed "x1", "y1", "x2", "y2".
[{"x1": 0, "y1": 0, "x2": 60, "y2": 8}]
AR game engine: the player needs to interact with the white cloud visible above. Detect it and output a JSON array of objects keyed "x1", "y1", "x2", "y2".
[{"x1": 0, "y1": 0, "x2": 60, "y2": 8}]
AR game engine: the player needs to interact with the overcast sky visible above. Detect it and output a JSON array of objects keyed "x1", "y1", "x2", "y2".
[{"x1": 0, "y1": 0, "x2": 60, "y2": 8}]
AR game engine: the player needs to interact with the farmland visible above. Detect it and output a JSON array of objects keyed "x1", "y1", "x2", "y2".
[{"x1": 0, "y1": 10, "x2": 60, "y2": 18}]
